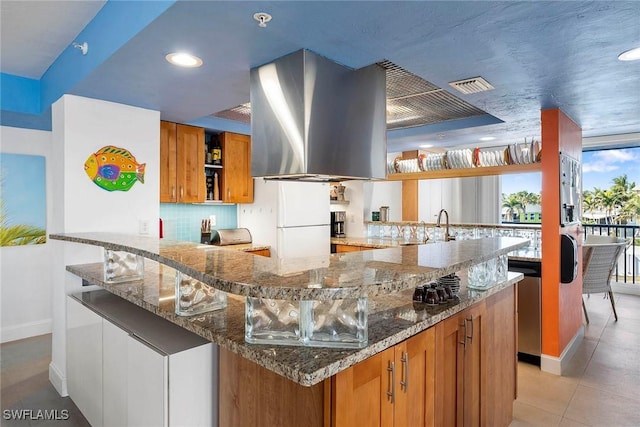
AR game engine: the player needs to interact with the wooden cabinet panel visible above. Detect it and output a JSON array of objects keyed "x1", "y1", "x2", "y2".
[
  {"x1": 176, "y1": 124, "x2": 205, "y2": 203},
  {"x1": 336, "y1": 244, "x2": 361, "y2": 253},
  {"x1": 482, "y1": 285, "x2": 517, "y2": 427},
  {"x1": 159, "y1": 121, "x2": 177, "y2": 203},
  {"x1": 219, "y1": 347, "x2": 324, "y2": 427},
  {"x1": 221, "y1": 132, "x2": 253, "y2": 203},
  {"x1": 463, "y1": 302, "x2": 485, "y2": 427},
  {"x1": 394, "y1": 328, "x2": 436, "y2": 427},
  {"x1": 435, "y1": 311, "x2": 465, "y2": 427},
  {"x1": 246, "y1": 248, "x2": 271, "y2": 257},
  {"x1": 160, "y1": 121, "x2": 205, "y2": 203},
  {"x1": 332, "y1": 347, "x2": 394, "y2": 427}
]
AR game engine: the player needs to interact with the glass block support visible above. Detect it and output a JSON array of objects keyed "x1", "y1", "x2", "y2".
[
  {"x1": 104, "y1": 250, "x2": 144, "y2": 283},
  {"x1": 175, "y1": 271, "x2": 227, "y2": 316},
  {"x1": 245, "y1": 297, "x2": 368, "y2": 348},
  {"x1": 467, "y1": 254, "x2": 508, "y2": 290}
]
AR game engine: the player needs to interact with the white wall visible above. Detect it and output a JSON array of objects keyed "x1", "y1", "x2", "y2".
[
  {"x1": 0, "y1": 126, "x2": 54, "y2": 342},
  {"x1": 419, "y1": 176, "x2": 500, "y2": 224},
  {"x1": 49, "y1": 95, "x2": 160, "y2": 396}
]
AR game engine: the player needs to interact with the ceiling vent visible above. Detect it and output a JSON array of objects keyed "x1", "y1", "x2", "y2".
[
  {"x1": 211, "y1": 62, "x2": 490, "y2": 130},
  {"x1": 212, "y1": 103, "x2": 251, "y2": 123},
  {"x1": 448, "y1": 76, "x2": 494, "y2": 94}
]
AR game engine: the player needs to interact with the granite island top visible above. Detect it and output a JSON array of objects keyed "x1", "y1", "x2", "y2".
[
  {"x1": 51, "y1": 233, "x2": 528, "y2": 300},
  {"x1": 331, "y1": 236, "x2": 541, "y2": 261},
  {"x1": 68, "y1": 259, "x2": 523, "y2": 386}
]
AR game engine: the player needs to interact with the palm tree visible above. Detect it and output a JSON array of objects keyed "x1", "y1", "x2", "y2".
[
  {"x1": 0, "y1": 182, "x2": 46, "y2": 246},
  {"x1": 515, "y1": 191, "x2": 540, "y2": 216},
  {"x1": 502, "y1": 193, "x2": 524, "y2": 222}
]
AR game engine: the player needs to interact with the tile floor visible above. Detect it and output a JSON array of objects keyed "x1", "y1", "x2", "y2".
[
  {"x1": 511, "y1": 291, "x2": 640, "y2": 426},
  {"x1": 1, "y1": 292, "x2": 639, "y2": 426}
]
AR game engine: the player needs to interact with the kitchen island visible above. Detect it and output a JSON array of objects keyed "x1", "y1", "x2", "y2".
[{"x1": 52, "y1": 233, "x2": 528, "y2": 426}]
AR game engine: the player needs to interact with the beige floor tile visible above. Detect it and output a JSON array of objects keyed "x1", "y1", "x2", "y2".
[
  {"x1": 563, "y1": 384, "x2": 640, "y2": 426},
  {"x1": 558, "y1": 417, "x2": 589, "y2": 426},
  {"x1": 516, "y1": 363, "x2": 578, "y2": 416},
  {"x1": 562, "y1": 338, "x2": 598, "y2": 379},
  {"x1": 510, "y1": 401, "x2": 562, "y2": 426}
]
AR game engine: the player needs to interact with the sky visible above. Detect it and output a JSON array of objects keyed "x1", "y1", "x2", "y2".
[
  {"x1": 0, "y1": 153, "x2": 46, "y2": 229},
  {"x1": 501, "y1": 146, "x2": 640, "y2": 196}
]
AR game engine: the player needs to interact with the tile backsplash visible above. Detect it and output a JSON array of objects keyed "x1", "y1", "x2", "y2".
[{"x1": 160, "y1": 203, "x2": 238, "y2": 243}]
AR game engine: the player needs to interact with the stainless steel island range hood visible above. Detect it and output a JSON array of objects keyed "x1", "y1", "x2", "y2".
[{"x1": 250, "y1": 49, "x2": 387, "y2": 181}]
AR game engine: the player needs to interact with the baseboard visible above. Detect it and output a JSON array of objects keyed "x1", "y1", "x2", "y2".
[
  {"x1": 540, "y1": 325, "x2": 584, "y2": 375},
  {"x1": 49, "y1": 361, "x2": 68, "y2": 397},
  {"x1": 1, "y1": 319, "x2": 52, "y2": 343}
]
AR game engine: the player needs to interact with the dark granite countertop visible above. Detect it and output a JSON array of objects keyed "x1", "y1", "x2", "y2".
[
  {"x1": 51, "y1": 233, "x2": 528, "y2": 300},
  {"x1": 67, "y1": 260, "x2": 523, "y2": 386}
]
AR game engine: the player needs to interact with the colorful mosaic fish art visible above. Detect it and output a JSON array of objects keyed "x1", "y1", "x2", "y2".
[{"x1": 84, "y1": 146, "x2": 146, "y2": 192}]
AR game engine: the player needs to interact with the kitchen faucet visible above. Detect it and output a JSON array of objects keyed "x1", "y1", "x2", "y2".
[{"x1": 436, "y1": 209, "x2": 456, "y2": 242}]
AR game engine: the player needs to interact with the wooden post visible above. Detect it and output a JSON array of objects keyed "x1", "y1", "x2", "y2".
[{"x1": 402, "y1": 150, "x2": 419, "y2": 221}]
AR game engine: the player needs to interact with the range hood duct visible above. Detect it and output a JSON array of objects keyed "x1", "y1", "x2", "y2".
[{"x1": 250, "y1": 49, "x2": 387, "y2": 181}]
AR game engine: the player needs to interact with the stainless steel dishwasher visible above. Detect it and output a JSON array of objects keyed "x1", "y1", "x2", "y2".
[{"x1": 509, "y1": 259, "x2": 542, "y2": 365}]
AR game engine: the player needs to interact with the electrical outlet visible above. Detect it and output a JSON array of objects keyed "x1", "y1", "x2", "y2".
[
  {"x1": 138, "y1": 219, "x2": 150, "y2": 235},
  {"x1": 209, "y1": 215, "x2": 216, "y2": 227}
]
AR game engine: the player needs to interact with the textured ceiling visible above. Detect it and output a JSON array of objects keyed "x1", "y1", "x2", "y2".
[{"x1": 1, "y1": 1, "x2": 639, "y2": 152}]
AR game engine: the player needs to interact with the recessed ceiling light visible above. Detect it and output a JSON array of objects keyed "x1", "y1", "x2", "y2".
[
  {"x1": 479, "y1": 136, "x2": 496, "y2": 141},
  {"x1": 419, "y1": 144, "x2": 434, "y2": 148},
  {"x1": 165, "y1": 52, "x2": 203, "y2": 68},
  {"x1": 618, "y1": 47, "x2": 640, "y2": 61}
]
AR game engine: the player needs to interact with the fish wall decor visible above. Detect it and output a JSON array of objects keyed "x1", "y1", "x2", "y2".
[{"x1": 84, "y1": 146, "x2": 145, "y2": 192}]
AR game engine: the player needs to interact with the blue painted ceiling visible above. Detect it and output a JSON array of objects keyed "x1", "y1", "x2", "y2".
[{"x1": 1, "y1": 1, "x2": 639, "y2": 151}]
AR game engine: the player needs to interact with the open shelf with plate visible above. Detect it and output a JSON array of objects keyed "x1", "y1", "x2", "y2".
[{"x1": 386, "y1": 162, "x2": 541, "y2": 180}]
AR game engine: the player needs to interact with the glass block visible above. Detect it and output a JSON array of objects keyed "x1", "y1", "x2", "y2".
[
  {"x1": 302, "y1": 298, "x2": 368, "y2": 348},
  {"x1": 175, "y1": 271, "x2": 227, "y2": 316},
  {"x1": 495, "y1": 254, "x2": 508, "y2": 283},
  {"x1": 468, "y1": 257, "x2": 497, "y2": 290},
  {"x1": 245, "y1": 297, "x2": 369, "y2": 348},
  {"x1": 103, "y1": 250, "x2": 144, "y2": 283},
  {"x1": 245, "y1": 297, "x2": 301, "y2": 344}
]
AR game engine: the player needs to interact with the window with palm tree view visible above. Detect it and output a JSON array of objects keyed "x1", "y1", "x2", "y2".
[{"x1": 501, "y1": 147, "x2": 640, "y2": 225}]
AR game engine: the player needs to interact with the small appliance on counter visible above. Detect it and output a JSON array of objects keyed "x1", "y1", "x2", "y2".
[
  {"x1": 331, "y1": 211, "x2": 346, "y2": 237},
  {"x1": 210, "y1": 228, "x2": 252, "y2": 246}
]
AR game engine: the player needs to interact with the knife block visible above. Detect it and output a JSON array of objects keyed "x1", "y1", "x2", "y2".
[{"x1": 200, "y1": 232, "x2": 211, "y2": 244}]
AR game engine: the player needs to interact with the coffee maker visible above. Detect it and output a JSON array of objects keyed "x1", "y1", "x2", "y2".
[{"x1": 331, "y1": 211, "x2": 346, "y2": 237}]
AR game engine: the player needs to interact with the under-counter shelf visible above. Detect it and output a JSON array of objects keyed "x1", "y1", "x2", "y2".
[{"x1": 386, "y1": 162, "x2": 541, "y2": 181}]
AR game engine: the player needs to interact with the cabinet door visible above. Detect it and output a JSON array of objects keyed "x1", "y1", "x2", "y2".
[
  {"x1": 462, "y1": 302, "x2": 485, "y2": 427},
  {"x1": 332, "y1": 347, "x2": 394, "y2": 427},
  {"x1": 221, "y1": 132, "x2": 253, "y2": 203},
  {"x1": 66, "y1": 297, "x2": 103, "y2": 427},
  {"x1": 482, "y1": 285, "x2": 516, "y2": 427},
  {"x1": 127, "y1": 335, "x2": 168, "y2": 427},
  {"x1": 103, "y1": 320, "x2": 129, "y2": 427},
  {"x1": 160, "y1": 121, "x2": 177, "y2": 203},
  {"x1": 176, "y1": 124, "x2": 205, "y2": 203},
  {"x1": 394, "y1": 328, "x2": 436, "y2": 427},
  {"x1": 435, "y1": 311, "x2": 465, "y2": 427}
]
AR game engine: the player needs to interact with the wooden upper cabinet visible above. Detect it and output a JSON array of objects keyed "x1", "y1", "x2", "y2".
[
  {"x1": 160, "y1": 121, "x2": 205, "y2": 203},
  {"x1": 176, "y1": 124, "x2": 205, "y2": 203},
  {"x1": 160, "y1": 121, "x2": 177, "y2": 203},
  {"x1": 220, "y1": 132, "x2": 253, "y2": 203}
]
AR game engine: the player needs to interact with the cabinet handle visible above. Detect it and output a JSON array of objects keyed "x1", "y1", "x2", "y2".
[
  {"x1": 227, "y1": 188, "x2": 230, "y2": 200},
  {"x1": 387, "y1": 360, "x2": 396, "y2": 404},
  {"x1": 172, "y1": 186, "x2": 176, "y2": 200},
  {"x1": 180, "y1": 186, "x2": 184, "y2": 200},
  {"x1": 400, "y1": 351, "x2": 409, "y2": 392},
  {"x1": 466, "y1": 316, "x2": 474, "y2": 342},
  {"x1": 459, "y1": 321, "x2": 467, "y2": 348}
]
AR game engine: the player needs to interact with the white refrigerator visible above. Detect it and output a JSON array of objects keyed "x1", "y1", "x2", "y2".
[{"x1": 238, "y1": 180, "x2": 330, "y2": 259}]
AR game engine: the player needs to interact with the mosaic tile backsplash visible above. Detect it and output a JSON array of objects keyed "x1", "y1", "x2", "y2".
[{"x1": 160, "y1": 203, "x2": 238, "y2": 243}]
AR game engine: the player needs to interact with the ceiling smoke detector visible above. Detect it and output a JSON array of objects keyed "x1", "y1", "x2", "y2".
[{"x1": 449, "y1": 77, "x2": 494, "y2": 94}]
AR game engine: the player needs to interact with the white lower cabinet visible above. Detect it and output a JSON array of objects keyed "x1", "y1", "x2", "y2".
[
  {"x1": 67, "y1": 297, "x2": 103, "y2": 427},
  {"x1": 67, "y1": 292, "x2": 216, "y2": 427}
]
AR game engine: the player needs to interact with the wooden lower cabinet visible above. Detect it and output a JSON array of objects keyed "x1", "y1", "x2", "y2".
[
  {"x1": 330, "y1": 327, "x2": 436, "y2": 427},
  {"x1": 335, "y1": 244, "x2": 362, "y2": 253},
  {"x1": 246, "y1": 248, "x2": 271, "y2": 257},
  {"x1": 218, "y1": 285, "x2": 516, "y2": 427},
  {"x1": 435, "y1": 285, "x2": 516, "y2": 427}
]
